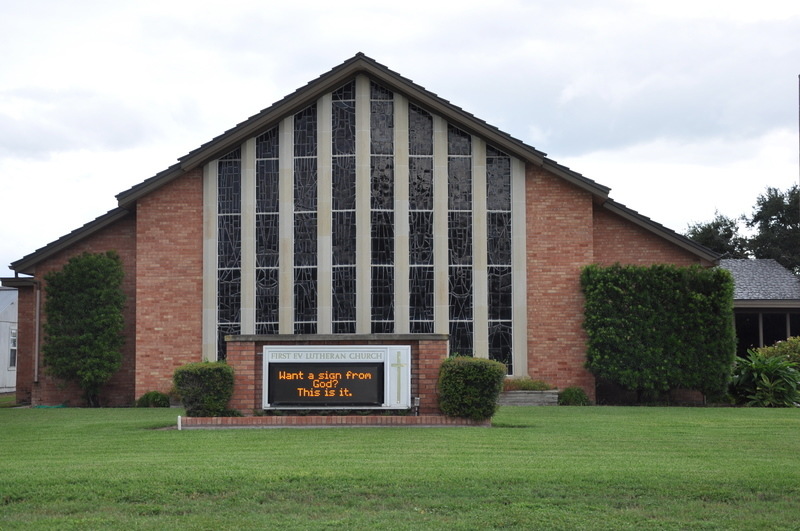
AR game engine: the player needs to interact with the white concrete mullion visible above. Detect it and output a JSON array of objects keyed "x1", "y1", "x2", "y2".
[
  {"x1": 394, "y1": 95, "x2": 410, "y2": 334},
  {"x1": 472, "y1": 137, "x2": 488, "y2": 358},
  {"x1": 432, "y1": 115, "x2": 449, "y2": 335},
  {"x1": 240, "y1": 137, "x2": 256, "y2": 335},
  {"x1": 355, "y1": 75, "x2": 372, "y2": 333},
  {"x1": 202, "y1": 161, "x2": 218, "y2": 360},
  {"x1": 317, "y1": 94, "x2": 333, "y2": 334},
  {"x1": 278, "y1": 116, "x2": 295, "y2": 334},
  {"x1": 511, "y1": 157, "x2": 528, "y2": 377}
]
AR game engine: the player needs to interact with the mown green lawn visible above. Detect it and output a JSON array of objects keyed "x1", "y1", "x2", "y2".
[{"x1": 1, "y1": 406, "x2": 798, "y2": 529}]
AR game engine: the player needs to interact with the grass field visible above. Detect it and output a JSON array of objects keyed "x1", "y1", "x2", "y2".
[{"x1": 1, "y1": 406, "x2": 798, "y2": 530}]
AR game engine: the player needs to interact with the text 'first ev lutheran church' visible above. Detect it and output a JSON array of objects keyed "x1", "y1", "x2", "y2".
[{"x1": 3, "y1": 54, "x2": 718, "y2": 408}]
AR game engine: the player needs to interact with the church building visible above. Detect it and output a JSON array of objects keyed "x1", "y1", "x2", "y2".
[{"x1": 3, "y1": 54, "x2": 717, "y2": 407}]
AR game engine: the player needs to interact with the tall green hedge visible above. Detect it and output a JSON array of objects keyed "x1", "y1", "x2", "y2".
[{"x1": 581, "y1": 264, "x2": 736, "y2": 400}]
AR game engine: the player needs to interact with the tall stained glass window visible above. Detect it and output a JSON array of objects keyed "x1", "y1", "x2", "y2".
[
  {"x1": 408, "y1": 104, "x2": 434, "y2": 333},
  {"x1": 448, "y1": 125, "x2": 473, "y2": 356},
  {"x1": 370, "y1": 82, "x2": 394, "y2": 333},
  {"x1": 487, "y1": 146, "x2": 513, "y2": 373},
  {"x1": 217, "y1": 147, "x2": 242, "y2": 359},
  {"x1": 332, "y1": 81, "x2": 357, "y2": 333},
  {"x1": 256, "y1": 127, "x2": 280, "y2": 335},
  {"x1": 294, "y1": 105, "x2": 318, "y2": 334}
]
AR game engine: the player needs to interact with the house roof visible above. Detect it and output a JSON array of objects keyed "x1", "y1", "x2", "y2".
[
  {"x1": 719, "y1": 259, "x2": 800, "y2": 308},
  {"x1": 7, "y1": 53, "x2": 718, "y2": 275}
]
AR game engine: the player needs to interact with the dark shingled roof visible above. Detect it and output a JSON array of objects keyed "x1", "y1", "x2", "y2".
[{"x1": 719, "y1": 259, "x2": 800, "y2": 301}]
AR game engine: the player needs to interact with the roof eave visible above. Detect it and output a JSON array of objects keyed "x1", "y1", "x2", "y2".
[
  {"x1": 733, "y1": 299, "x2": 800, "y2": 309},
  {"x1": 9, "y1": 208, "x2": 131, "y2": 275}
]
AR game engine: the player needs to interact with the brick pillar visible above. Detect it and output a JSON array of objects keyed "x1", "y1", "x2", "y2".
[
  {"x1": 415, "y1": 339, "x2": 447, "y2": 414},
  {"x1": 226, "y1": 341, "x2": 258, "y2": 412}
]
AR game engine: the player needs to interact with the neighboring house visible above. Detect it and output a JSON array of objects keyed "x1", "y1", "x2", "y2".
[
  {"x1": 0, "y1": 287, "x2": 18, "y2": 393},
  {"x1": 2, "y1": 54, "x2": 719, "y2": 407},
  {"x1": 719, "y1": 259, "x2": 800, "y2": 354}
]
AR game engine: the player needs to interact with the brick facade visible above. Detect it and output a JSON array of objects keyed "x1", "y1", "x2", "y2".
[{"x1": 133, "y1": 169, "x2": 204, "y2": 397}]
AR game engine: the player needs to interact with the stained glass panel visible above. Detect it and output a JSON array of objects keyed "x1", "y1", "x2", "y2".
[
  {"x1": 294, "y1": 267, "x2": 317, "y2": 326},
  {"x1": 409, "y1": 266, "x2": 434, "y2": 321},
  {"x1": 370, "y1": 156, "x2": 394, "y2": 209},
  {"x1": 332, "y1": 266, "x2": 356, "y2": 323},
  {"x1": 449, "y1": 321, "x2": 473, "y2": 357},
  {"x1": 409, "y1": 104, "x2": 433, "y2": 156},
  {"x1": 332, "y1": 211, "x2": 356, "y2": 266},
  {"x1": 371, "y1": 211, "x2": 394, "y2": 265},
  {"x1": 448, "y1": 157, "x2": 472, "y2": 210},
  {"x1": 371, "y1": 266, "x2": 394, "y2": 326},
  {"x1": 488, "y1": 321, "x2": 512, "y2": 371},
  {"x1": 217, "y1": 268, "x2": 241, "y2": 325},
  {"x1": 449, "y1": 266, "x2": 473, "y2": 321},
  {"x1": 217, "y1": 215, "x2": 241, "y2": 269},
  {"x1": 448, "y1": 212, "x2": 472, "y2": 266},
  {"x1": 487, "y1": 212, "x2": 512, "y2": 265},
  {"x1": 294, "y1": 106, "x2": 317, "y2": 157},
  {"x1": 332, "y1": 157, "x2": 356, "y2": 210},
  {"x1": 409, "y1": 211, "x2": 433, "y2": 266},
  {"x1": 488, "y1": 267, "x2": 512, "y2": 321},
  {"x1": 256, "y1": 268, "x2": 279, "y2": 325},
  {"x1": 256, "y1": 214, "x2": 279, "y2": 268},
  {"x1": 294, "y1": 213, "x2": 317, "y2": 267},
  {"x1": 294, "y1": 158, "x2": 317, "y2": 212},
  {"x1": 409, "y1": 158, "x2": 433, "y2": 210}
]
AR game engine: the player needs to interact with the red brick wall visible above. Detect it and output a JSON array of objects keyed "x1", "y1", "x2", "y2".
[
  {"x1": 226, "y1": 337, "x2": 448, "y2": 415},
  {"x1": 525, "y1": 165, "x2": 596, "y2": 396},
  {"x1": 592, "y1": 206, "x2": 709, "y2": 267},
  {"x1": 26, "y1": 214, "x2": 137, "y2": 406},
  {"x1": 134, "y1": 169, "x2": 204, "y2": 398}
]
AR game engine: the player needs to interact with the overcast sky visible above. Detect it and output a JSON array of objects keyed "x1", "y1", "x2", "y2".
[{"x1": 2, "y1": 0, "x2": 799, "y2": 277}]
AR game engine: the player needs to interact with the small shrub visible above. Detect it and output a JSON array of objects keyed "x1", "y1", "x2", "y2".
[
  {"x1": 135, "y1": 391, "x2": 171, "y2": 408},
  {"x1": 756, "y1": 336, "x2": 800, "y2": 365},
  {"x1": 438, "y1": 356, "x2": 506, "y2": 421},
  {"x1": 730, "y1": 350, "x2": 800, "y2": 407},
  {"x1": 173, "y1": 362, "x2": 236, "y2": 417},
  {"x1": 558, "y1": 387, "x2": 590, "y2": 406},
  {"x1": 503, "y1": 378, "x2": 552, "y2": 391}
]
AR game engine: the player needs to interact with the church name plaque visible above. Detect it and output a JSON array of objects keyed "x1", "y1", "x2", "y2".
[{"x1": 262, "y1": 346, "x2": 411, "y2": 409}]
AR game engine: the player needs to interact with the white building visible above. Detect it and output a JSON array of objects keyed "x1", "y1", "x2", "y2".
[{"x1": 0, "y1": 287, "x2": 17, "y2": 393}]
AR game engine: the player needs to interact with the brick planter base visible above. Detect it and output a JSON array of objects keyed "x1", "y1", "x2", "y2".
[{"x1": 178, "y1": 415, "x2": 490, "y2": 429}]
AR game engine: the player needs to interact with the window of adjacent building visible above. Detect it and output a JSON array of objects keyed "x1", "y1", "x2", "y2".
[{"x1": 8, "y1": 328, "x2": 16, "y2": 369}]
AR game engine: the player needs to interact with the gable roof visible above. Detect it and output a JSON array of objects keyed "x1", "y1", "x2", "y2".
[
  {"x1": 116, "y1": 53, "x2": 610, "y2": 207},
  {"x1": 7, "y1": 53, "x2": 718, "y2": 274},
  {"x1": 719, "y1": 259, "x2": 800, "y2": 308}
]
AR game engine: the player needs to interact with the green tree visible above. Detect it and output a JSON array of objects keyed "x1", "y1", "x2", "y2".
[
  {"x1": 685, "y1": 211, "x2": 749, "y2": 258},
  {"x1": 746, "y1": 185, "x2": 800, "y2": 273},
  {"x1": 43, "y1": 251, "x2": 126, "y2": 407}
]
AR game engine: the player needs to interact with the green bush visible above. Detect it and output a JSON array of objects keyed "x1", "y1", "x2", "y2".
[
  {"x1": 503, "y1": 377, "x2": 552, "y2": 391},
  {"x1": 729, "y1": 350, "x2": 800, "y2": 407},
  {"x1": 135, "y1": 391, "x2": 171, "y2": 408},
  {"x1": 173, "y1": 362, "x2": 236, "y2": 417},
  {"x1": 581, "y1": 264, "x2": 736, "y2": 401},
  {"x1": 756, "y1": 336, "x2": 800, "y2": 365},
  {"x1": 438, "y1": 356, "x2": 506, "y2": 421},
  {"x1": 558, "y1": 387, "x2": 590, "y2": 406}
]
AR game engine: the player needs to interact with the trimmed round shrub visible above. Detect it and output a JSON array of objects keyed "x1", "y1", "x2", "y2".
[
  {"x1": 135, "y1": 390, "x2": 171, "y2": 408},
  {"x1": 438, "y1": 356, "x2": 506, "y2": 421},
  {"x1": 558, "y1": 387, "x2": 590, "y2": 406},
  {"x1": 173, "y1": 362, "x2": 236, "y2": 417}
]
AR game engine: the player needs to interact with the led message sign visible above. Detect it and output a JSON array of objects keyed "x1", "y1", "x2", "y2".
[{"x1": 262, "y1": 346, "x2": 411, "y2": 409}]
